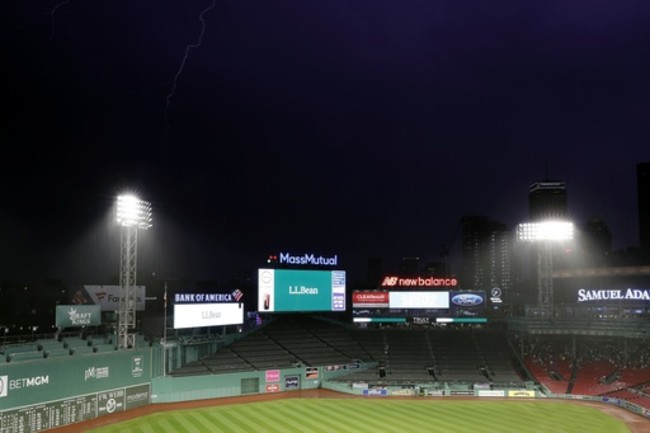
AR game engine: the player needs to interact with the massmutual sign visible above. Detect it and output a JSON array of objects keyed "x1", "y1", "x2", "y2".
[{"x1": 278, "y1": 252, "x2": 338, "y2": 266}]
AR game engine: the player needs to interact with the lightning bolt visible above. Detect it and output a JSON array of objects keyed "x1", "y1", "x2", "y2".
[
  {"x1": 49, "y1": 0, "x2": 72, "y2": 41},
  {"x1": 164, "y1": 0, "x2": 217, "y2": 141},
  {"x1": 32, "y1": 0, "x2": 73, "y2": 74}
]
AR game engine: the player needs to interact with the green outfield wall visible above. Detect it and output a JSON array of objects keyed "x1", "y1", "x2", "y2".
[
  {"x1": 0, "y1": 348, "x2": 158, "y2": 433},
  {"x1": 0, "y1": 349, "x2": 153, "y2": 408},
  {"x1": 151, "y1": 362, "x2": 373, "y2": 403}
]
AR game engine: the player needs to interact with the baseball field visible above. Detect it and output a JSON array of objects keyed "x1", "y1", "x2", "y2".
[{"x1": 84, "y1": 398, "x2": 632, "y2": 433}]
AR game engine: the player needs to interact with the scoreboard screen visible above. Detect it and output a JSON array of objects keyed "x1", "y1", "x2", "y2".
[
  {"x1": 352, "y1": 290, "x2": 487, "y2": 324},
  {"x1": 258, "y1": 268, "x2": 346, "y2": 313}
]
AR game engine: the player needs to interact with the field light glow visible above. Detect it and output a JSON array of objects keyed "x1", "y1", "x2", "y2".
[
  {"x1": 116, "y1": 194, "x2": 153, "y2": 229},
  {"x1": 517, "y1": 221, "x2": 574, "y2": 241}
]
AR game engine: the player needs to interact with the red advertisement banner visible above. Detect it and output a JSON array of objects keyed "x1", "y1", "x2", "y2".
[
  {"x1": 265, "y1": 383, "x2": 280, "y2": 393},
  {"x1": 352, "y1": 291, "x2": 389, "y2": 307}
]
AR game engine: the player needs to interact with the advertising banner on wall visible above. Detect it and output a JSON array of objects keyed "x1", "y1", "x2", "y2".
[
  {"x1": 173, "y1": 289, "x2": 244, "y2": 303},
  {"x1": 0, "y1": 350, "x2": 151, "y2": 418},
  {"x1": 70, "y1": 285, "x2": 146, "y2": 311},
  {"x1": 508, "y1": 390, "x2": 535, "y2": 397},
  {"x1": 55, "y1": 305, "x2": 102, "y2": 328},
  {"x1": 575, "y1": 288, "x2": 650, "y2": 303},
  {"x1": 352, "y1": 291, "x2": 486, "y2": 322},
  {"x1": 305, "y1": 367, "x2": 319, "y2": 379},
  {"x1": 265, "y1": 383, "x2": 281, "y2": 393},
  {"x1": 265, "y1": 370, "x2": 280, "y2": 383},
  {"x1": 448, "y1": 291, "x2": 486, "y2": 317},
  {"x1": 380, "y1": 275, "x2": 459, "y2": 288},
  {"x1": 173, "y1": 303, "x2": 244, "y2": 329},
  {"x1": 285, "y1": 375, "x2": 300, "y2": 389},
  {"x1": 553, "y1": 273, "x2": 650, "y2": 306},
  {"x1": 389, "y1": 291, "x2": 449, "y2": 309},
  {"x1": 352, "y1": 291, "x2": 389, "y2": 308},
  {"x1": 258, "y1": 269, "x2": 346, "y2": 312}
]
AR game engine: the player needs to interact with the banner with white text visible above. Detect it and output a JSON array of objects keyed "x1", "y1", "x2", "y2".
[{"x1": 173, "y1": 303, "x2": 244, "y2": 329}]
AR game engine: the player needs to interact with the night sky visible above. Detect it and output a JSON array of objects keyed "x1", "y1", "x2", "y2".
[{"x1": 2, "y1": 0, "x2": 650, "y2": 287}]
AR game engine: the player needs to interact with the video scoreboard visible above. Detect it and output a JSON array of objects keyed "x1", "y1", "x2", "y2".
[{"x1": 350, "y1": 275, "x2": 492, "y2": 324}]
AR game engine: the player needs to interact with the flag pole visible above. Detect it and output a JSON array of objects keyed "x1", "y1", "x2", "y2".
[{"x1": 163, "y1": 281, "x2": 167, "y2": 376}]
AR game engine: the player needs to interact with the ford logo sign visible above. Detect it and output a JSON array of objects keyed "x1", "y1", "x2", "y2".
[{"x1": 451, "y1": 294, "x2": 483, "y2": 306}]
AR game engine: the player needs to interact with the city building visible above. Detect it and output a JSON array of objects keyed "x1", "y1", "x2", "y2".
[
  {"x1": 528, "y1": 180, "x2": 568, "y2": 220},
  {"x1": 399, "y1": 257, "x2": 420, "y2": 277},
  {"x1": 460, "y1": 216, "x2": 512, "y2": 295},
  {"x1": 580, "y1": 217, "x2": 612, "y2": 267}
]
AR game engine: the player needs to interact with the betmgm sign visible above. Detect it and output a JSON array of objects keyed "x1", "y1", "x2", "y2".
[{"x1": 0, "y1": 350, "x2": 151, "y2": 433}]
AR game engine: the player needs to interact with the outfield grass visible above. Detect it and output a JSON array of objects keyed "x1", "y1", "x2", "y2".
[{"x1": 87, "y1": 399, "x2": 630, "y2": 433}]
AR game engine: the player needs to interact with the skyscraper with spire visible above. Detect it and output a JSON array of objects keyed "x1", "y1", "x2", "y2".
[{"x1": 528, "y1": 180, "x2": 568, "y2": 220}]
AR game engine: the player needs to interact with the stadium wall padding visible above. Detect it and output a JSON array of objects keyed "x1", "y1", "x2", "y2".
[
  {"x1": 0, "y1": 348, "x2": 155, "y2": 409},
  {"x1": 150, "y1": 364, "x2": 373, "y2": 403}
]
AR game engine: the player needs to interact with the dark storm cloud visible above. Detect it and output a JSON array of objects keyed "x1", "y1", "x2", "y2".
[{"x1": 2, "y1": 0, "x2": 649, "y2": 284}]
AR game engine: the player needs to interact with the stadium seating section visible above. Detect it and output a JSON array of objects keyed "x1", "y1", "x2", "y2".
[{"x1": 4, "y1": 315, "x2": 649, "y2": 413}]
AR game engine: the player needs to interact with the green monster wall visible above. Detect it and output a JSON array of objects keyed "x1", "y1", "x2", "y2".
[{"x1": 0, "y1": 349, "x2": 154, "y2": 409}]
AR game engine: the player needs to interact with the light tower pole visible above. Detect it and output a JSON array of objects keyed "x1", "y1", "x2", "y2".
[
  {"x1": 116, "y1": 194, "x2": 152, "y2": 349},
  {"x1": 516, "y1": 220, "x2": 574, "y2": 309}
]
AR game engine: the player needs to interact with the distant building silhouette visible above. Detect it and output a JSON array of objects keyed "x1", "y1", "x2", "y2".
[
  {"x1": 523, "y1": 178, "x2": 570, "y2": 307},
  {"x1": 424, "y1": 260, "x2": 447, "y2": 276},
  {"x1": 460, "y1": 216, "x2": 512, "y2": 294},
  {"x1": 638, "y1": 162, "x2": 650, "y2": 252},
  {"x1": 366, "y1": 256, "x2": 383, "y2": 288},
  {"x1": 528, "y1": 180, "x2": 568, "y2": 220},
  {"x1": 399, "y1": 257, "x2": 420, "y2": 276},
  {"x1": 581, "y1": 217, "x2": 612, "y2": 266}
]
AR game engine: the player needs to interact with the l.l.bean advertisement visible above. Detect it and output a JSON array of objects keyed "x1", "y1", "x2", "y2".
[{"x1": 258, "y1": 269, "x2": 346, "y2": 312}]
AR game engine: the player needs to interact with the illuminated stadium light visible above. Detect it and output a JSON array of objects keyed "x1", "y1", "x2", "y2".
[
  {"x1": 516, "y1": 221, "x2": 574, "y2": 242},
  {"x1": 116, "y1": 194, "x2": 152, "y2": 229},
  {"x1": 516, "y1": 220, "x2": 575, "y2": 308},
  {"x1": 116, "y1": 193, "x2": 153, "y2": 350}
]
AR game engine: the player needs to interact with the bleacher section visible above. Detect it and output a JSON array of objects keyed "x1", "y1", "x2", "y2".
[
  {"x1": 0, "y1": 333, "x2": 120, "y2": 362},
  {"x1": 474, "y1": 330, "x2": 525, "y2": 384},
  {"x1": 171, "y1": 316, "x2": 373, "y2": 377},
  {"x1": 305, "y1": 317, "x2": 371, "y2": 362},
  {"x1": 430, "y1": 330, "x2": 487, "y2": 383},
  {"x1": 517, "y1": 333, "x2": 650, "y2": 401},
  {"x1": 571, "y1": 360, "x2": 619, "y2": 395},
  {"x1": 167, "y1": 316, "x2": 647, "y2": 398},
  {"x1": 383, "y1": 330, "x2": 435, "y2": 382},
  {"x1": 1, "y1": 342, "x2": 45, "y2": 362},
  {"x1": 523, "y1": 355, "x2": 570, "y2": 394},
  {"x1": 271, "y1": 323, "x2": 528, "y2": 386}
]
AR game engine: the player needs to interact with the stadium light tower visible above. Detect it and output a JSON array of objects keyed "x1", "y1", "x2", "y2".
[
  {"x1": 516, "y1": 220, "x2": 574, "y2": 308},
  {"x1": 116, "y1": 194, "x2": 152, "y2": 349}
]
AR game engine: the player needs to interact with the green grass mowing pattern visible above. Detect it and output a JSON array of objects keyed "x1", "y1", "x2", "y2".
[{"x1": 87, "y1": 399, "x2": 631, "y2": 433}]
